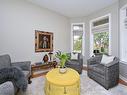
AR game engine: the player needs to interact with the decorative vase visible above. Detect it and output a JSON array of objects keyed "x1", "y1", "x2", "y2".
[
  {"x1": 59, "y1": 67, "x2": 67, "y2": 74},
  {"x1": 48, "y1": 52, "x2": 53, "y2": 62},
  {"x1": 43, "y1": 54, "x2": 49, "y2": 63}
]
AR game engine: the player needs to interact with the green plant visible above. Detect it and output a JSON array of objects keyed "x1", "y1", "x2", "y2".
[{"x1": 55, "y1": 51, "x2": 70, "y2": 68}]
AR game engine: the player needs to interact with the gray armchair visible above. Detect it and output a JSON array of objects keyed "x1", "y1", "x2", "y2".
[
  {"x1": 12, "y1": 61, "x2": 31, "y2": 83},
  {"x1": 65, "y1": 53, "x2": 83, "y2": 74},
  {"x1": 0, "y1": 54, "x2": 31, "y2": 95},
  {"x1": 87, "y1": 55, "x2": 119, "y2": 90}
]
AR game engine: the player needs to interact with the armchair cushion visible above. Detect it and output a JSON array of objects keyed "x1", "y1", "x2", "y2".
[
  {"x1": 0, "y1": 54, "x2": 11, "y2": 69},
  {"x1": 101, "y1": 54, "x2": 114, "y2": 65},
  {"x1": 104, "y1": 57, "x2": 119, "y2": 67},
  {"x1": 71, "y1": 53, "x2": 78, "y2": 60},
  {"x1": 66, "y1": 60, "x2": 79, "y2": 65},
  {"x1": 11, "y1": 61, "x2": 31, "y2": 71},
  {"x1": 0, "y1": 81, "x2": 14, "y2": 95},
  {"x1": 91, "y1": 64, "x2": 105, "y2": 75}
]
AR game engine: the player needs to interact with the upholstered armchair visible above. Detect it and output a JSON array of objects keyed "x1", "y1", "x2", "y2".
[
  {"x1": 0, "y1": 54, "x2": 31, "y2": 95},
  {"x1": 65, "y1": 53, "x2": 83, "y2": 74},
  {"x1": 87, "y1": 55, "x2": 119, "y2": 90}
]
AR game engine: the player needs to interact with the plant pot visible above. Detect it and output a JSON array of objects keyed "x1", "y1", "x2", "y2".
[{"x1": 59, "y1": 67, "x2": 67, "y2": 74}]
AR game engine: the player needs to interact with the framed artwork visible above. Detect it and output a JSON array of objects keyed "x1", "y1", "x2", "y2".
[{"x1": 35, "y1": 30, "x2": 53, "y2": 52}]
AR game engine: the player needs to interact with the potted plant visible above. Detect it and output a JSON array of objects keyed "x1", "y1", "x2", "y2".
[{"x1": 55, "y1": 51, "x2": 70, "y2": 73}]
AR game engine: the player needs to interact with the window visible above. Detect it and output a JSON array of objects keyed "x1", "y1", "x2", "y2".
[
  {"x1": 73, "y1": 35, "x2": 82, "y2": 52},
  {"x1": 93, "y1": 32, "x2": 109, "y2": 53},
  {"x1": 120, "y1": 5, "x2": 127, "y2": 63},
  {"x1": 90, "y1": 14, "x2": 111, "y2": 56},
  {"x1": 71, "y1": 23, "x2": 84, "y2": 54}
]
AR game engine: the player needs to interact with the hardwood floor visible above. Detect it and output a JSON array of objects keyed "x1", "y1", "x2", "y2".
[{"x1": 119, "y1": 78, "x2": 127, "y2": 86}]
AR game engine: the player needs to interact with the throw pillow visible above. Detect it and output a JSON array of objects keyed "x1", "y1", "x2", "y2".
[
  {"x1": 101, "y1": 54, "x2": 114, "y2": 65},
  {"x1": 71, "y1": 53, "x2": 78, "y2": 60}
]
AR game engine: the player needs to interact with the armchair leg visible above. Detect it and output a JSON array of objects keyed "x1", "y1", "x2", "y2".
[{"x1": 28, "y1": 77, "x2": 32, "y2": 84}]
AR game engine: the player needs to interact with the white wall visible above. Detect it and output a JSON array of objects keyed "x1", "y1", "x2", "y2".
[
  {"x1": 0, "y1": 0, "x2": 70, "y2": 63},
  {"x1": 70, "y1": 2, "x2": 119, "y2": 63},
  {"x1": 119, "y1": 0, "x2": 127, "y2": 80},
  {"x1": 119, "y1": 0, "x2": 127, "y2": 8}
]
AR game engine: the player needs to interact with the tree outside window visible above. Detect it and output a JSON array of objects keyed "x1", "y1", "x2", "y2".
[
  {"x1": 93, "y1": 32, "x2": 109, "y2": 54},
  {"x1": 73, "y1": 35, "x2": 82, "y2": 52}
]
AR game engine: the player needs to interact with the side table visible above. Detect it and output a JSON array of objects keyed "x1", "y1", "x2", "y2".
[
  {"x1": 31, "y1": 61, "x2": 57, "y2": 78},
  {"x1": 45, "y1": 68, "x2": 80, "y2": 95}
]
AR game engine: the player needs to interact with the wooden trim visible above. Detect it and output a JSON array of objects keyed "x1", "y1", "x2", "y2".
[
  {"x1": 119, "y1": 78, "x2": 127, "y2": 86},
  {"x1": 31, "y1": 72, "x2": 47, "y2": 78}
]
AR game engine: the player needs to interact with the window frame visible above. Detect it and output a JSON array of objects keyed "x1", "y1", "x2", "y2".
[
  {"x1": 120, "y1": 4, "x2": 127, "y2": 63},
  {"x1": 90, "y1": 14, "x2": 111, "y2": 57},
  {"x1": 71, "y1": 23, "x2": 85, "y2": 56}
]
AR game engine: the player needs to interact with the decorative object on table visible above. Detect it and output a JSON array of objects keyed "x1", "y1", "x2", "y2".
[
  {"x1": 35, "y1": 30, "x2": 53, "y2": 52},
  {"x1": 48, "y1": 52, "x2": 53, "y2": 62},
  {"x1": 55, "y1": 51, "x2": 70, "y2": 73},
  {"x1": 43, "y1": 54, "x2": 49, "y2": 63},
  {"x1": 93, "y1": 49, "x2": 100, "y2": 56}
]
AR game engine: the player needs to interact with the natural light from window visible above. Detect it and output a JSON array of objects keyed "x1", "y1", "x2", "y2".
[
  {"x1": 71, "y1": 23, "x2": 84, "y2": 54},
  {"x1": 90, "y1": 14, "x2": 111, "y2": 56}
]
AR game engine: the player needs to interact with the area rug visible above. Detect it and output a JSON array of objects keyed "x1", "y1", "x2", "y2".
[{"x1": 18, "y1": 71, "x2": 127, "y2": 95}]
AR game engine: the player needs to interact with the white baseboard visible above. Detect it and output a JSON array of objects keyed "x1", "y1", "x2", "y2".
[{"x1": 120, "y1": 75, "x2": 127, "y2": 83}]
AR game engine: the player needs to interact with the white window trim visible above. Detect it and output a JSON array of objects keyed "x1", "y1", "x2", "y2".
[
  {"x1": 89, "y1": 14, "x2": 112, "y2": 57},
  {"x1": 120, "y1": 4, "x2": 127, "y2": 63},
  {"x1": 71, "y1": 23, "x2": 85, "y2": 56}
]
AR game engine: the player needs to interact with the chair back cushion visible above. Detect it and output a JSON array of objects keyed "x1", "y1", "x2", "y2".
[
  {"x1": 101, "y1": 54, "x2": 114, "y2": 65},
  {"x1": 71, "y1": 53, "x2": 78, "y2": 60},
  {"x1": 0, "y1": 54, "x2": 11, "y2": 69}
]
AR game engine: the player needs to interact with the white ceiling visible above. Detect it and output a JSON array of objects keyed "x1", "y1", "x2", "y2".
[{"x1": 27, "y1": 0, "x2": 118, "y2": 18}]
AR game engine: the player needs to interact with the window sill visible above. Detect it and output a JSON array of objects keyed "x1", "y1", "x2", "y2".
[{"x1": 120, "y1": 61, "x2": 127, "y2": 64}]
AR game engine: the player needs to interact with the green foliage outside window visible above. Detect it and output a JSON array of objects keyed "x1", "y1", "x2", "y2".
[
  {"x1": 73, "y1": 36, "x2": 82, "y2": 52},
  {"x1": 93, "y1": 32, "x2": 109, "y2": 54}
]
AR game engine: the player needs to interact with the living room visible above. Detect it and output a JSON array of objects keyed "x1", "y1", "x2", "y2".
[{"x1": 0, "y1": 0, "x2": 127, "y2": 95}]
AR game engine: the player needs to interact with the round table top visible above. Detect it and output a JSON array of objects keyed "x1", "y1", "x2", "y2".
[{"x1": 46, "y1": 68, "x2": 80, "y2": 86}]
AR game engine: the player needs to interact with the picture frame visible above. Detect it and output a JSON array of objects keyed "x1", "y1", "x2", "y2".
[{"x1": 35, "y1": 30, "x2": 53, "y2": 52}]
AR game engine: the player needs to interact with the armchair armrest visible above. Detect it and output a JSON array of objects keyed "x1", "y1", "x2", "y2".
[
  {"x1": 87, "y1": 57, "x2": 98, "y2": 65},
  {"x1": 11, "y1": 61, "x2": 31, "y2": 71},
  {"x1": 78, "y1": 54, "x2": 83, "y2": 66},
  {"x1": 104, "y1": 63, "x2": 119, "y2": 83},
  {"x1": 87, "y1": 55, "x2": 102, "y2": 65},
  {"x1": 79, "y1": 58, "x2": 83, "y2": 66}
]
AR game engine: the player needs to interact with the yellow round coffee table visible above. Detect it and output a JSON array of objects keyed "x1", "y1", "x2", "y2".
[{"x1": 44, "y1": 68, "x2": 80, "y2": 95}]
